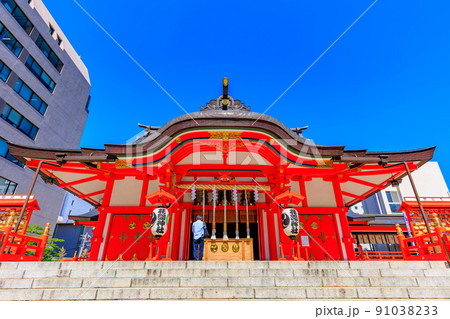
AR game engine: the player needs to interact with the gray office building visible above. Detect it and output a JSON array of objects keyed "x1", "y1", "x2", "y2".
[{"x1": 0, "y1": 0, "x2": 91, "y2": 228}]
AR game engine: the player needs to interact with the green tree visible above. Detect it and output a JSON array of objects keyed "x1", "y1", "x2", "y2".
[{"x1": 26, "y1": 224, "x2": 65, "y2": 261}]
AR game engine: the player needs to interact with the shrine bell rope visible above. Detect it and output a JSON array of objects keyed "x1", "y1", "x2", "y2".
[
  {"x1": 202, "y1": 189, "x2": 205, "y2": 221},
  {"x1": 233, "y1": 186, "x2": 239, "y2": 239},
  {"x1": 223, "y1": 190, "x2": 228, "y2": 240},
  {"x1": 245, "y1": 190, "x2": 250, "y2": 238},
  {"x1": 212, "y1": 186, "x2": 217, "y2": 239}
]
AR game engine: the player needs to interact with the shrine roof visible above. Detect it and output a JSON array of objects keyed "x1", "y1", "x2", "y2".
[
  {"x1": 347, "y1": 212, "x2": 406, "y2": 227},
  {"x1": 134, "y1": 110, "x2": 309, "y2": 144},
  {"x1": 6, "y1": 136, "x2": 435, "y2": 164},
  {"x1": 68, "y1": 208, "x2": 99, "y2": 222},
  {"x1": 5, "y1": 79, "x2": 436, "y2": 162},
  {"x1": 0, "y1": 195, "x2": 40, "y2": 210},
  {"x1": 4, "y1": 80, "x2": 437, "y2": 207},
  {"x1": 401, "y1": 198, "x2": 450, "y2": 209}
]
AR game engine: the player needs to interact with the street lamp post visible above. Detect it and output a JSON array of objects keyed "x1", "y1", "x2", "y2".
[
  {"x1": 6, "y1": 160, "x2": 61, "y2": 254},
  {"x1": 382, "y1": 162, "x2": 432, "y2": 235},
  {"x1": 14, "y1": 160, "x2": 61, "y2": 233}
]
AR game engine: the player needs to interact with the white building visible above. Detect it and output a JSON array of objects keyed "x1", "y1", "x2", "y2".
[
  {"x1": 57, "y1": 192, "x2": 93, "y2": 224},
  {"x1": 349, "y1": 161, "x2": 450, "y2": 215}
]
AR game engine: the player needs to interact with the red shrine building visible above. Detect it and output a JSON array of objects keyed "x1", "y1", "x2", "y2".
[{"x1": 7, "y1": 80, "x2": 435, "y2": 262}]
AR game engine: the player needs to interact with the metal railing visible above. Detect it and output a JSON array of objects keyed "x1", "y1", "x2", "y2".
[{"x1": 363, "y1": 251, "x2": 403, "y2": 260}]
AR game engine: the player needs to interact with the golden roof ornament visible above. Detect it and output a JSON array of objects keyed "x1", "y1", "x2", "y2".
[
  {"x1": 200, "y1": 78, "x2": 250, "y2": 111},
  {"x1": 222, "y1": 77, "x2": 229, "y2": 109}
]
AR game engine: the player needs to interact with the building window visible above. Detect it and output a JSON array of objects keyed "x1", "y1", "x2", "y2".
[
  {"x1": 49, "y1": 24, "x2": 55, "y2": 36},
  {"x1": 14, "y1": 78, "x2": 48, "y2": 115},
  {"x1": 0, "y1": 137, "x2": 24, "y2": 167},
  {"x1": 1, "y1": 0, "x2": 34, "y2": 35},
  {"x1": 35, "y1": 35, "x2": 63, "y2": 73},
  {"x1": 1, "y1": 104, "x2": 39, "y2": 139},
  {"x1": 84, "y1": 95, "x2": 91, "y2": 112},
  {"x1": 0, "y1": 22, "x2": 23, "y2": 57},
  {"x1": 25, "y1": 56, "x2": 56, "y2": 93},
  {"x1": 386, "y1": 191, "x2": 401, "y2": 213},
  {"x1": 0, "y1": 176, "x2": 17, "y2": 194},
  {"x1": 0, "y1": 60, "x2": 11, "y2": 82},
  {"x1": 56, "y1": 36, "x2": 62, "y2": 46}
]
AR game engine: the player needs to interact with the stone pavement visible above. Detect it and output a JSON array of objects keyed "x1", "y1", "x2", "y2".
[{"x1": 0, "y1": 260, "x2": 449, "y2": 300}]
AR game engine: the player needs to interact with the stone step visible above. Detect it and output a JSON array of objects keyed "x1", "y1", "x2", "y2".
[
  {"x1": 0, "y1": 261, "x2": 449, "y2": 300},
  {"x1": 1, "y1": 286, "x2": 450, "y2": 300},
  {"x1": 2, "y1": 267, "x2": 450, "y2": 279},
  {"x1": 1, "y1": 261, "x2": 448, "y2": 271},
  {"x1": 2, "y1": 276, "x2": 450, "y2": 289}
]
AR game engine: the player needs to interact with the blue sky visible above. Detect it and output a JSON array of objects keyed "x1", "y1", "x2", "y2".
[{"x1": 45, "y1": 0, "x2": 450, "y2": 183}]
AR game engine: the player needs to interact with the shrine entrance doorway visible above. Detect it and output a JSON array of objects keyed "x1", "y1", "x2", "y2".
[{"x1": 188, "y1": 208, "x2": 260, "y2": 261}]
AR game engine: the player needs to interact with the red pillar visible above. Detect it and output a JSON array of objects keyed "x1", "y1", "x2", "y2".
[
  {"x1": 170, "y1": 207, "x2": 183, "y2": 260},
  {"x1": 339, "y1": 209, "x2": 356, "y2": 260},
  {"x1": 89, "y1": 178, "x2": 114, "y2": 261},
  {"x1": 257, "y1": 206, "x2": 266, "y2": 260},
  {"x1": 266, "y1": 207, "x2": 279, "y2": 260},
  {"x1": 332, "y1": 178, "x2": 356, "y2": 261},
  {"x1": 0, "y1": 219, "x2": 13, "y2": 260}
]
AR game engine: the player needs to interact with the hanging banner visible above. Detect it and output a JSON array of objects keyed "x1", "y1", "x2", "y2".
[{"x1": 402, "y1": 211, "x2": 413, "y2": 237}]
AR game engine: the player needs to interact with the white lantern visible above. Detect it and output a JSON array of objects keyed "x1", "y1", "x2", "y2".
[
  {"x1": 281, "y1": 207, "x2": 300, "y2": 239},
  {"x1": 151, "y1": 207, "x2": 170, "y2": 238}
]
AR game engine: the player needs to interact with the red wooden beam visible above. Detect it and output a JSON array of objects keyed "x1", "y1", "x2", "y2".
[
  {"x1": 59, "y1": 175, "x2": 100, "y2": 188},
  {"x1": 139, "y1": 177, "x2": 149, "y2": 207},
  {"x1": 174, "y1": 164, "x2": 276, "y2": 177},
  {"x1": 39, "y1": 166, "x2": 100, "y2": 175},
  {"x1": 341, "y1": 191, "x2": 366, "y2": 201},
  {"x1": 40, "y1": 168, "x2": 101, "y2": 205},
  {"x1": 299, "y1": 178, "x2": 308, "y2": 207},
  {"x1": 295, "y1": 207, "x2": 346, "y2": 214},
  {"x1": 102, "y1": 206, "x2": 158, "y2": 214},
  {"x1": 79, "y1": 189, "x2": 105, "y2": 199},
  {"x1": 346, "y1": 170, "x2": 405, "y2": 206},
  {"x1": 344, "y1": 167, "x2": 404, "y2": 177},
  {"x1": 41, "y1": 168, "x2": 65, "y2": 185},
  {"x1": 346, "y1": 177, "x2": 385, "y2": 190}
]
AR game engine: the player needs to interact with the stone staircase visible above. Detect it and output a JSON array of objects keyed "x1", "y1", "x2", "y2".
[{"x1": 0, "y1": 260, "x2": 449, "y2": 300}]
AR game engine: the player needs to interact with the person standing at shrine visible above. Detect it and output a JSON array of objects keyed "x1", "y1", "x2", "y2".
[{"x1": 192, "y1": 215, "x2": 207, "y2": 260}]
